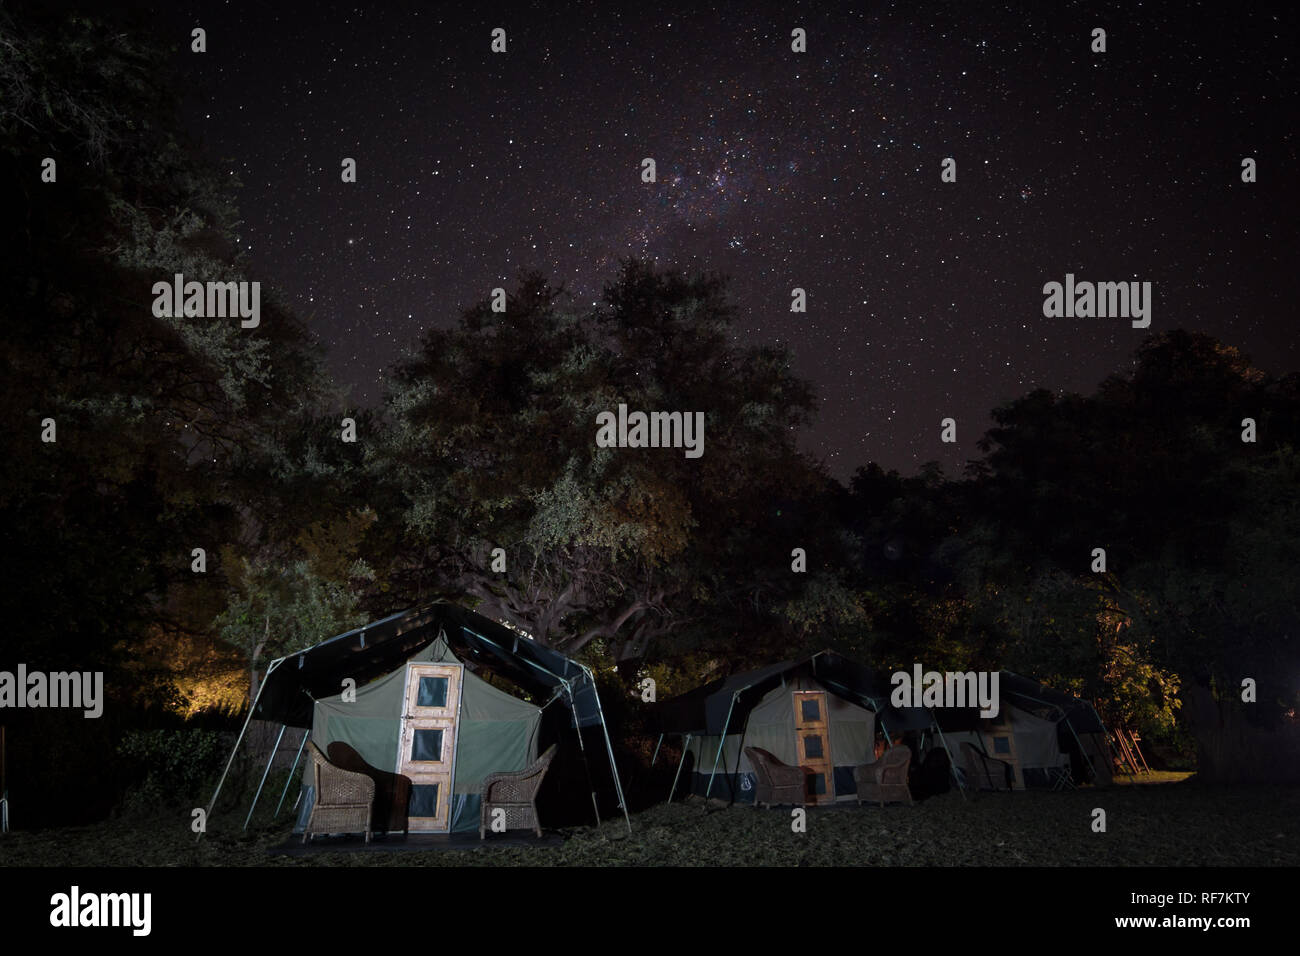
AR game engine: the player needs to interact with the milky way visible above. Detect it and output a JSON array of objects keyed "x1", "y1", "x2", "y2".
[{"x1": 165, "y1": 1, "x2": 1298, "y2": 478}]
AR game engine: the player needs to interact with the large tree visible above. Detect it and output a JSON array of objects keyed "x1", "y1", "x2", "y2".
[
  {"x1": 959, "y1": 332, "x2": 1299, "y2": 777},
  {"x1": 0, "y1": 7, "x2": 336, "y2": 697},
  {"x1": 380, "y1": 262, "x2": 863, "y2": 665}
]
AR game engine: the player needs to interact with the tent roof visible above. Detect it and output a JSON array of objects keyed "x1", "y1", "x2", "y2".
[
  {"x1": 654, "y1": 653, "x2": 1102, "y2": 737},
  {"x1": 1000, "y1": 671, "x2": 1105, "y2": 733},
  {"x1": 254, "y1": 602, "x2": 600, "y2": 729},
  {"x1": 653, "y1": 650, "x2": 936, "y2": 736}
]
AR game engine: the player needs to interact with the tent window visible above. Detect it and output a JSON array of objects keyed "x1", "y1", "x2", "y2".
[
  {"x1": 410, "y1": 784, "x2": 440, "y2": 817},
  {"x1": 417, "y1": 676, "x2": 449, "y2": 708},
  {"x1": 800, "y1": 699, "x2": 821, "y2": 722},
  {"x1": 412, "y1": 729, "x2": 444, "y2": 762},
  {"x1": 803, "y1": 734, "x2": 824, "y2": 759},
  {"x1": 993, "y1": 736, "x2": 1011, "y2": 755}
]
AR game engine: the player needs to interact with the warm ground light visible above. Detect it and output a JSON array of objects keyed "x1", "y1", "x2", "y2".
[{"x1": 4, "y1": 777, "x2": 1293, "y2": 867}]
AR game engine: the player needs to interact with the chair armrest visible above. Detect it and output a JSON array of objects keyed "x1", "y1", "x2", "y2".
[
  {"x1": 483, "y1": 765, "x2": 537, "y2": 793},
  {"x1": 483, "y1": 767, "x2": 548, "y2": 801},
  {"x1": 770, "y1": 765, "x2": 809, "y2": 786}
]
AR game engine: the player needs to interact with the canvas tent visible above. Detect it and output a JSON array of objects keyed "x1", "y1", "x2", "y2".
[
  {"x1": 652, "y1": 652, "x2": 1113, "y2": 804},
  {"x1": 652, "y1": 651, "x2": 954, "y2": 805},
  {"x1": 206, "y1": 602, "x2": 630, "y2": 835},
  {"x1": 942, "y1": 670, "x2": 1113, "y2": 788}
]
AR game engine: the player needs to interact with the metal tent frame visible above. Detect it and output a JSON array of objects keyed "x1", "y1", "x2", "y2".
[
  {"x1": 202, "y1": 656, "x2": 283, "y2": 835},
  {"x1": 654, "y1": 651, "x2": 969, "y2": 804},
  {"x1": 1001, "y1": 686, "x2": 1102, "y2": 786},
  {"x1": 811, "y1": 652, "x2": 968, "y2": 801},
  {"x1": 1, "y1": 725, "x2": 9, "y2": 834},
  {"x1": 204, "y1": 619, "x2": 633, "y2": 838},
  {"x1": 462, "y1": 624, "x2": 631, "y2": 834}
]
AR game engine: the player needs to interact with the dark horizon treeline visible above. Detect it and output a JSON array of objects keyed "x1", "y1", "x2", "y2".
[{"x1": 2, "y1": 6, "x2": 1297, "y2": 827}]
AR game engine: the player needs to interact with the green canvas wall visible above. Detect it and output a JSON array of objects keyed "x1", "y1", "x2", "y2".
[{"x1": 303, "y1": 634, "x2": 541, "y2": 832}]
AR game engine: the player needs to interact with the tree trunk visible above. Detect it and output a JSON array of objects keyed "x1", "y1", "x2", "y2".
[
  {"x1": 1184, "y1": 682, "x2": 1300, "y2": 783},
  {"x1": 248, "y1": 614, "x2": 269, "y2": 709}
]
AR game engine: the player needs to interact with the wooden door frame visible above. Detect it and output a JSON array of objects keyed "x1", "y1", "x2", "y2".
[
  {"x1": 397, "y1": 661, "x2": 464, "y2": 832},
  {"x1": 792, "y1": 689, "x2": 836, "y2": 804}
]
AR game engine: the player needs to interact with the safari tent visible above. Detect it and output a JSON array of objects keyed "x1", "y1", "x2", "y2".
[
  {"x1": 652, "y1": 652, "x2": 1112, "y2": 804},
  {"x1": 206, "y1": 602, "x2": 629, "y2": 835},
  {"x1": 941, "y1": 670, "x2": 1113, "y2": 788},
  {"x1": 652, "y1": 651, "x2": 946, "y2": 805}
]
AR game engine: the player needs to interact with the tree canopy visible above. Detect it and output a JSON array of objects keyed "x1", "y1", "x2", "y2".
[{"x1": 378, "y1": 264, "x2": 865, "y2": 667}]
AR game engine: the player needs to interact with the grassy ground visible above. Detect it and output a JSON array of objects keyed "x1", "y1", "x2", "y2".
[
  {"x1": 3, "y1": 777, "x2": 1295, "y2": 866},
  {"x1": 1112, "y1": 770, "x2": 1195, "y2": 785}
]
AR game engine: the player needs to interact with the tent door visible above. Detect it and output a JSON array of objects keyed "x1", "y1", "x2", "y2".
[
  {"x1": 983, "y1": 724, "x2": 1025, "y2": 790},
  {"x1": 398, "y1": 662, "x2": 463, "y2": 832},
  {"x1": 793, "y1": 691, "x2": 836, "y2": 804}
]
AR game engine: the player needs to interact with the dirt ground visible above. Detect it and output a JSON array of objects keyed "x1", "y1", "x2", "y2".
[{"x1": 3, "y1": 777, "x2": 1295, "y2": 867}]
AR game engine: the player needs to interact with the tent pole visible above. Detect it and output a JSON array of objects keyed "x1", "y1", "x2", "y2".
[
  {"x1": 1, "y1": 725, "x2": 8, "y2": 834},
  {"x1": 650, "y1": 733, "x2": 664, "y2": 767},
  {"x1": 561, "y1": 682, "x2": 602, "y2": 832},
  {"x1": 1004, "y1": 687, "x2": 1103, "y2": 787},
  {"x1": 729, "y1": 716, "x2": 753, "y2": 806},
  {"x1": 1060, "y1": 713, "x2": 1097, "y2": 784},
  {"x1": 863, "y1": 696, "x2": 896, "y2": 751},
  {"x1": 874, "y1": 709, "x2": 890, "y2": 747},
  {"x1": 274, "y1": 728, "x2": 309, "y2": 818},
  {"x1": 668, "y1": 733, "x2": 691, "y2": 802},
  {"x1": 930, "y1": 718, "x2": 968, "y2": 802},
  {"x1": 202, "y1": 656, "x2": 283, "y2": 837},
  {"x1": 244, "y1": 723, "x2": 286, "y2": 830},
  {"x1": 705, "y1": 692, "x2": 740, "y2": 800},
  {"x1": 578, "y1": 663, "x2": 632, "y2": 834},
  {"x1": 469, "y1": 629, "x2": 632, "y2": 831},
  {"x1": 459, "y1": 627, "x2": 574, "y2": 685},
  {"x1": 454, "y1": 628, "x2": 634, "y2": 832}
]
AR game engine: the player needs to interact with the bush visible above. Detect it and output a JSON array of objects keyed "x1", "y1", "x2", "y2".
[{"x1": 115, "y1": 728, "x2": 229, "y2": 813}]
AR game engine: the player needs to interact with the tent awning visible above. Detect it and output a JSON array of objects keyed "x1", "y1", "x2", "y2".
[
  {"x1": 999, "y1": 671, "x2": 1106, "y2": 733},
  {"x1": 653, "y1": 650, "x2": 936, "y2": 737},
  {"x1": 653, "y1": 654, "x2": 1102, "y2": 738},
  {"x1": 254, "y1": 602, "x2": 601, "y2": 729}
]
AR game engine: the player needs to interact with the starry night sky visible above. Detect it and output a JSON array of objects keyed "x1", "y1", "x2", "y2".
[{"x1": 159, "y1": 1, "x2": 1297, "y2": 479}]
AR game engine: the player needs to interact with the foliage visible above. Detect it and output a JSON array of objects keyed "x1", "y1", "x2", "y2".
[
  {"x1": 380, "y1": 263, "x2": 851, "y2": 665},
  {"x1": 115, "y1": 728, "x2": 229, "y2": 812},
  {"x1": 215, "y1": 549, "x2": 375, "y2": 702},
  {"x1": 0, "y1": 6, "x2": 335, "y2": 696}
]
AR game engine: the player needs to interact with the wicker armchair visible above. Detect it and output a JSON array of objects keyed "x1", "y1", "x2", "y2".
[
  {"x1": 326, "y1": 740, "x2": 413, "y2": 834},
  {"x1": 960, "y1": 742, "x2": 1013, "y2": 792},
  {"x1": 303, "y1": 741, "x2": 375, "y2": 843},
  {"x1": 479, "y1": 744, "x2": 558, "y2": 839},
  {"x1": 744, "y1": 746, "x2": 809, "y2": 808},
  {"x1": 854, "y1": 745, "x2": 913, "y2": 806}
]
